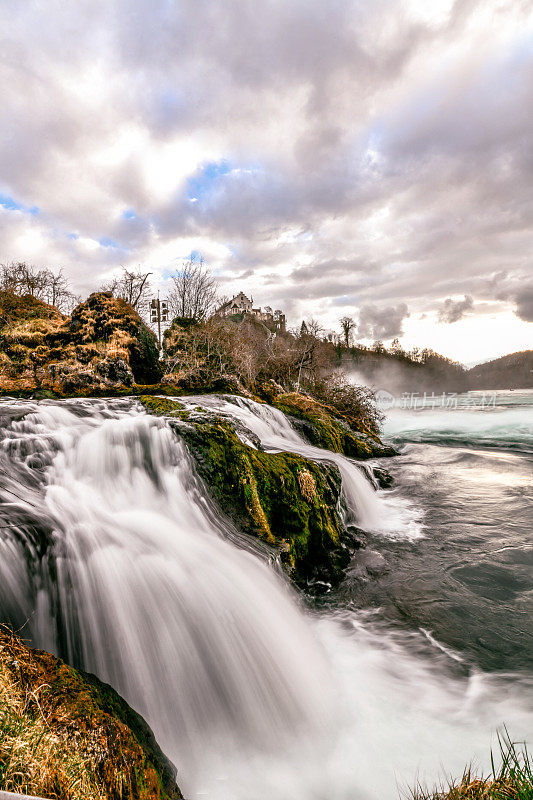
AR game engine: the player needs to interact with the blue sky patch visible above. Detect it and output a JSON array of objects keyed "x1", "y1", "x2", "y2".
[
  {"x1": 0, "y1": 194, "x2": 39, "y2": 215},
  {"x1": 187, "y1": 160, "x2": 232, "y2": 201},
  {"x1": 98, "y1": 236, "x2": 120, "y2": 248}
]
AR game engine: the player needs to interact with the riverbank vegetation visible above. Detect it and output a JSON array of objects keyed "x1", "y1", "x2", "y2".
[
  {"x1": 0, "y1": 626, "x2": 182, "y2": 799},
  {"x1": 410, "y1": 737, "x2": 533, "y2": 800},
  {"x1": 0, "y1": 289, "x2": 161, "y2": 395}
]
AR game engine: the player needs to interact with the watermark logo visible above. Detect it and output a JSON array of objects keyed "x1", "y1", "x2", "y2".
[
  {"x1": 375, "y1": 391, "x2": 497, "y2": 410},
  {"x1": 375, "y1": 389, "x2": 395, "y2": 410}
]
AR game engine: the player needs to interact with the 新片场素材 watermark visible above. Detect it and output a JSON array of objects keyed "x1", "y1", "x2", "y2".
[{"x1": 375, "y1": 391, "x2": 497, "y2": 410}]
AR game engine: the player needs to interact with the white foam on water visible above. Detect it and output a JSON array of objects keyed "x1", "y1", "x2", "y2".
[{"x1": 0, "y1": 397, "x2": 531, "y2": 800}]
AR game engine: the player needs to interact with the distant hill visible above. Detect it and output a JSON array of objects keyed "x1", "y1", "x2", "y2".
[
  {"x1": 467, "y1": 350, "x2": 533, "y2": 389},
  {"x1": 342, "y1": 346, "x2": 533, "y2": 393}
]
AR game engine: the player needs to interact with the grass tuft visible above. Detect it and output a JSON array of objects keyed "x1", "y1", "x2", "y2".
[{"x1": 408, "y1": 734, "x2": 533, "y2": 800}]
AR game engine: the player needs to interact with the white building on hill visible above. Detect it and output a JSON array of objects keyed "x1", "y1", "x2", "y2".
[{"x1": 215, "y1": 291, "x2": 286, "y2": 331}]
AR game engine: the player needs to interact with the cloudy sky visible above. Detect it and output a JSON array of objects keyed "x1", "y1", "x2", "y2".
[{"x1": 1, "y1": 0, "x2": 532, "y2": 364}]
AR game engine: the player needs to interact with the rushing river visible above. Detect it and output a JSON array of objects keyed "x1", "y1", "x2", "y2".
[{"x1": 0, "y1": 391, "x2": 531, "y2": 799}]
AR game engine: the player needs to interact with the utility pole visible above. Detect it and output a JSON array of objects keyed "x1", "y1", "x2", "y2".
[{"x1": 150, "y1": 295, "x2": 169, "y2": 347}]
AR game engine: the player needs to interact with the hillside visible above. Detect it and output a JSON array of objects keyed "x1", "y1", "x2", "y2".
[
  {"x1": 342, "y1": 347, "x2": 469, "y2": 394},
  {"x1": 342, "y1": 346, "x2": 533, "y2": 392},
  {"x1": 467, "y1": 350, "x2": 533, "y2": 389}
]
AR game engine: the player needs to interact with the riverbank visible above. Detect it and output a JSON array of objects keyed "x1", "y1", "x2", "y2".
[
  {"x1": 412, "y1": 737, "x2": 533, "y2": 800},
  {"x1": 0, "y1": 626, "x2": 182, "y2": 799}
]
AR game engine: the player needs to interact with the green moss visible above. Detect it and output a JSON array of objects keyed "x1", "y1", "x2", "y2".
[
  {"x1": 141, "y1": 393, "x2": 355, "y2": 585},
  {"x1": 139, "y1": 395, "x2": 190, "y2": 420},
  {"x1": 273, "y1": 392, "x2": 379, "y2": 459},
  {"x1": 148, "y1": 408, "x2": 351, "y2": 586},
  {"x1": 0, "y1": 627, "x2": 182, "y2": 799}
]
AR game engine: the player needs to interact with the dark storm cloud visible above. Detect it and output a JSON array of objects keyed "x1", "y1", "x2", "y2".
[
  {"x1": 0, "y1": 0, "x2": 531, "y2": 352},
  {"x1": 515, "y1": 285, "x2": 533, "y2": 322},
  {"x1": 438, "y1": 295, "x2": 474, "y2": 323}
]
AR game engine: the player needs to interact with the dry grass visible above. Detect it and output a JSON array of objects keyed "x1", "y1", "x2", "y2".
[
  {"x1": 297, "y1": 469, "x2": 317, "y2": 502},
  {"x1": 0, "y1": 290, "x2": 160, "y2": 393},
  {"x1": 0, "y1": 643, "x2": 104, "y2": 799},
  {"x1": 409, "y1": 736, "x2": 533, "y2": 800},
  {"x1": 0, "y1": 627, "x2": 182, "y2": 799}
]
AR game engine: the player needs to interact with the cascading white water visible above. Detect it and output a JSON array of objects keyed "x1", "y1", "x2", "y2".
[
  {"x1": 0, "y1": 396, "x2": 532, "y2": 800},
  {"x1": 181, "y1": 394, "x2": 424, "y2": 539},
  {"x1": 0, "y1": 399, "x2": 334, "y2": 796}
]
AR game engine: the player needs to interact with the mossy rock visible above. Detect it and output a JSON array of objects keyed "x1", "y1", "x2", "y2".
[
  {"x1": 140, "y1": 395, "x2": 191, "y2": 421},
  {"x1": 0, "y1": 626, "x2": 182, "y2": 799},
  {"x1": 141, "y1": 397, "x2": 352, "y2": 587},
  {"x1": 69, "y1": 293, "x2": 162, "y2": 385},
  {"x1": 273, "y1": 392, "x2": 395, "y2": 459},
  {"x1": 182, "y1": 422, "x2": 351, "y2": 586},
  {"x1": 0, "y1": 290, "x2": 162, "y2": 395}
]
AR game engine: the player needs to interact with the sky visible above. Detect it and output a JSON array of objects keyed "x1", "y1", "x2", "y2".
[{"x1": 0, "y1": 0, "x2": 532, "y2": 365}]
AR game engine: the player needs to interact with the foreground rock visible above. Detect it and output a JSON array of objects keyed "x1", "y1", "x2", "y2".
[
  {"x1": 0, "y1": 290, "x2": 161, "y2": 395},
  {"x1": 141, "y1": 395, "x2": 355, "y2": 588},
  {"x1": 0, "y1": 626, "x2": 182, "y2": 799}
]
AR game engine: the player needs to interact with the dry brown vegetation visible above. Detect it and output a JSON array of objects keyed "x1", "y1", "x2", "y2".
[
  {"x1": 409, "y1": 737, "x2": 533, "y2": 800},
  {"x1": 0, "y1": 627, "x2": 182, "y2": 799},
  {"x1": 0, "y1": 290, "x2": 161, "y2": 395},
  {"x1": 162, "y1": 314, "x2": 383, "y2": 438}
]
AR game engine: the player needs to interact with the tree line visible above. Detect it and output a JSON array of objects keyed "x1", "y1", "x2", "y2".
[
  {"x1": 0, "y1": 258, "x2": 465, "y2": 380},
  {"x1": 0, "y1": 258, "x2": 218, "y2": 323}
]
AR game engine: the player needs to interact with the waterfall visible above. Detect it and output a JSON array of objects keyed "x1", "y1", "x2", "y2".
[
  {"x1": 0, "y1": 398, "x2": 333, "y2": 796},
  {"x1": 181, "y1": 394, "x2": 424, "y2": 539},
  {"x1": 1, "y1": 396, "x2": 532, "y2": 800}
]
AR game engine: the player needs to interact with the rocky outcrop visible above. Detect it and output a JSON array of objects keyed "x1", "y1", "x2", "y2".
[
  {"x1": 271, "y1": 392, "x2": 396, "y2": 459},
  {"x1": 0, "y1": 626, "x2": 182, "y2": 799},
  {"x1": 141, "y1": 395, "x2": 355, "y2": 588},
  {"x1": 0, "y1": 291, "x2": 162, "y2": 395}
]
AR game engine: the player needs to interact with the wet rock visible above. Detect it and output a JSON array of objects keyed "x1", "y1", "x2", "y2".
[
  {"x1": 372, "y1": 467, "x2": 394, "y2": 488},
  {"x1": 141, "y1": 395, "x2": 354, "y2": 589},
  {"x1": 347, "y1": 549, "x2": 389, "y2": 579},
  {"x1": 96, "y1": 357, "x2": 134, "y2": 386}
]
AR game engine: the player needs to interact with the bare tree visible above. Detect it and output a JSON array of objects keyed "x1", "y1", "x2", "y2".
[
  {"x1": 0, "y1": 262, "x2": 78, "y2": 312},
  {"x1": 340, "y1": 316, "x2": 355, "y2": 348},
  {"x1": 168, "y1": 259, "x2": 218, "y2": 322},
  {"x1": 42, "y1": 268, "x2": 79, "y2": 312},
  {"x1": 102, "y1": 266, "x2": 152, "y2": 319},
  {"x1": 1, "y1": 262, "x2": 47, "y2": 297},
  {"x1": 306, "y1": 318, "x2": 323, "y2": 339}
]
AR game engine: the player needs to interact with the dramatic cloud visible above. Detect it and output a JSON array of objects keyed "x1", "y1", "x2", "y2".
[
  {"x1": 357, "y1": 303, "x2": 410, "y2": 341},
  {"x1": 515, "y1": 285, "x2": 533, "y2": 323},
  {"x1": 438, "y1": 295, "x2": 474, "y2": 324},
  {"x1": 0, "y1": 0, "x2": 531, "y2": 359}
]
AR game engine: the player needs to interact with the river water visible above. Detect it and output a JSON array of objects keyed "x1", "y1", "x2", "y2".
[
  {"x1": 373, "y1": 390, "x2": 533, "y2": 671},
  {"x1": 0, "y1": 391, "x2": 531, "y2": 799}
]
